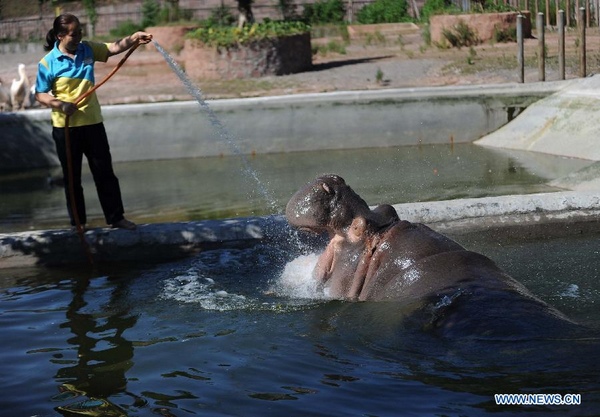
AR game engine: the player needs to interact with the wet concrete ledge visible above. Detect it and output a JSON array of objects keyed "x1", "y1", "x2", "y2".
[
  {"x1": 1, "y1": 191, "x2": 599, "y2": 268},
  {"x1": 0, "y1": 81, "x2": 566, "y2": 170}
]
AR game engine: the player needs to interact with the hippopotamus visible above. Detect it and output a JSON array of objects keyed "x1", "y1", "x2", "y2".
[{"x1": 285, "y1": 174, "x2": 576, "y2": 337}]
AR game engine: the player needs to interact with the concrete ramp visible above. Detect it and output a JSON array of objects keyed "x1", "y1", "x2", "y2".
[
  {"x1": 476, "y1": 76, "x2": 600, "y2": 162},
  {"x1": 550, "y1": 161, "x2": 600, "y2": 191}
]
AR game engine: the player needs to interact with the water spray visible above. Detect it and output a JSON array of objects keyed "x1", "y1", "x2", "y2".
[
  {"x1": 151, "y1": 40, "x2": 279, "y2": 215},
  {"x1": 151, "y1": 40, "x2": 310, "y2": 252}
]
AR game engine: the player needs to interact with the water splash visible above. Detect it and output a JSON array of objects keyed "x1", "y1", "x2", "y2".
[
  {"x1": 159, "y1": 261, "x2": 326, "y2": 311},
  {"x1": 160, "y1": 268, "x2": 252, "y2": 311},
  {"x1": 269, "y1": 253, "x2": 330, "y2": 300},
  {"x1": 152, "y1": 40, "x2": 279, "y2": 214}
]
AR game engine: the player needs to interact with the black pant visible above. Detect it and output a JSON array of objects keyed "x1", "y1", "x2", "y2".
[{"x1": 53, "y1": 123, "x2": 125, "y2": 226}]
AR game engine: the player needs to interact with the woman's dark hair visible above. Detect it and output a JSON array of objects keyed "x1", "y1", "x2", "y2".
[{"x1": 44, "y1": 13, "x2": 80, "y2": 51}]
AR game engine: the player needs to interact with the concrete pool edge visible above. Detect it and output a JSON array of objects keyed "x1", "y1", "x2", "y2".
[
  {"x1": 0, "y1": 80, "x2": 568, "y2": 170},
  {"x1": 1, "y1": 190, "x2": 598, "y2": 268}
]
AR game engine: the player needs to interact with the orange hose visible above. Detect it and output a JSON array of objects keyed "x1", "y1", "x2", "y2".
[{"x1": 65, "y1": 42, "x2": 141, "y2": 265}]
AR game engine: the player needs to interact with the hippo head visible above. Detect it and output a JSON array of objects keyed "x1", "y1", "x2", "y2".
[
  {"x1": 285, "y1": 174, "x2": 371, "y2": 235},
  {"x1": 286, "y1": 174, "x2": 401, "y2": 299},
  {"x1": 286, "y1": 174, "x2": 397, "y2": 238}
]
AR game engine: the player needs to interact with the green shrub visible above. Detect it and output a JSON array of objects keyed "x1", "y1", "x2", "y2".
[
  {"x1": 158, "y1": 4, "x2": 194, "y2": 24},
  {"x1": 493, "y1": 25, "x2": 517, "y2": 43},
  {"x1": 187, "y1": 20, "x2": 311, "y2": 47},
  {"x1": 206, "y1": 5, "x2": 236, "y2": 27},
  {"x1": 421, "y1": 0, "x2": 459, "y2": 22},
  {"x1": 375, "y1": 67, "x2": 384, "y2": 83},
  {"x1": 356, "y1": 0, "x2": 411, "y2": 24},
  {"x1": 441, "y1": 20, "x2": 478, "y2": 47},
  {"x1": 141, "y1": 0, "x2": 161, "y2": 28},
  {"x1": 302, "y1": 0, "x2": 346, "y2": 24},
  {"x1": 364, "y1": 31, "x2": 386, "y2": 45},
  {"x1": 279, "y1": 0, "x2": 301, "y2": 20},
  {"x1": 110, "y1": 20, "x2": 142, "y2": 38},
  {"x1": 312, "y1": 39, "x2": 347, "y2": 55},
  {"x1": 480, "y1": 0, "x2": 517, "y2": 12}
]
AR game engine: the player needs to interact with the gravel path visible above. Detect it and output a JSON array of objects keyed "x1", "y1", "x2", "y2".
[{"x1": 0, "y1": 31, "x2": 592, "y2": 107}]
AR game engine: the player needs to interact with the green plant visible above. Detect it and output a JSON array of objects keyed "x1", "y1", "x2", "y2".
[
  {"x1": 422, "y1": 23, "x2": 431, "y2": 45},
  {"x1": 442, "y1": 20, "x2": 479, "y2": 48},
  {"x1": 375, "y1": 67, "x2": 384, "y2": 83},
  {"x1": 206, "y1": 5, "x2": 236, "y2": 27},
  {"x1": 310, "y1": 24, "x2": 349, "y2": 41},
  {"x1": 187, "y1": 20, "x2": 310, "y2": 48},
  {"x1": 326, "y1": 39, "x2": 346, "y2": 53},
  {"x1": 480, "y1": 0, "x2": 517, "y2": 12},
  {"x1": 82, "y1": 0, "x2": 98, "y2": 37},
  {"x1": 302, "y1": 0, "x2": 346, "y2": 24},
  {"x1": 421, "y1": 0, "x2": 459, "y2": 22},
  {"x1": 364, "y1": 31, "x2": 386, "y2": 45},
  {"x1": 312, "y1": 39, "x2": 347, "y2": 55},
  {"x1": 493, "y1": 25, "x2": 516, "y2": 43},
  {"x1": 467, "y1": 45, "x2": 477, "y2": 64},
  {"x1": 110, "y1": 20, "x2": 142, "y2": 38},
  {"x1": 279, "y1": 0, "x2": 300, "y2": 20},
  {"x1": 356, "y1": 0, "x2": 410, "y2": 24},
  {"x1": 158, "y1": 3, "x2": 194, "y2": 23},
  {"x1": 397, "y1": 34, "x2": 405, "y2": 47},
  {"x1": 141, "y1": 0, "x2": 161, "y2": 28}
]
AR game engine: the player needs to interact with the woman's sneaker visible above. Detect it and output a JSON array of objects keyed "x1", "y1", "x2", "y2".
[{"x1": 111, "y1": 218, "x2": 137, "y2": 230}]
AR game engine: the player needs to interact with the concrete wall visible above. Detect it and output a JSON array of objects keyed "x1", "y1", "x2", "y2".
[
  {"x1": 0, "y1": 83, "x2": 562, "y2": 170},
  {"x1": 182, "y1": 33, "x2": 313, "y2": 79}
]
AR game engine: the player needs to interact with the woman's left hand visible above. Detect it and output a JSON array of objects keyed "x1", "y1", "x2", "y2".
[{"x1": 134, "y1": 32, "x2": 153, "y2": 45}]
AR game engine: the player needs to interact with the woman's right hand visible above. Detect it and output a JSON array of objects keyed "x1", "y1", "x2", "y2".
[
  {"x1": 34, "y1": 92, "x2": 78, "y2": 115},
  {"x1": 59, "y1": 101, "x2": 78, "y2": 116}
]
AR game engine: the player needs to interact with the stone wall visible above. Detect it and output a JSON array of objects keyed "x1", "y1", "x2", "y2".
[
  {"x1": 181, "y1": 33, "x2": 312, "y2": 80},
  {"x1": 430, "y1": 12, "x2": 532, "y2": 45},
  {"x1": 146, "y1": 25, "x2": 197, "y2": 53}
]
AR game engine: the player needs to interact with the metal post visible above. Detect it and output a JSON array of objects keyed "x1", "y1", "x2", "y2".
[
  {"x1": 546, "y1": 0, "x2": 551, "y2": 25},
  {"x1": 559, "y1": 10, "x2": 566, "y2": 79},
  {"x1": 537, "y1": 13, "x2": 545, "y2": 81},
  {"x1": 517, "y1": 14, "x2": 525, "y2": 83},
  {"x1": 578, "y1": 7, "x2": 586, "y2": 77}
]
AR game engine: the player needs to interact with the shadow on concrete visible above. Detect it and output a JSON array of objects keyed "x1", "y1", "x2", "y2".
[
  {"x1": 310, "y1": 55, "x2": 394, "y2": 72},
  {"x1": 0, "y1": 112, "x2": 58, "y2": 170}
]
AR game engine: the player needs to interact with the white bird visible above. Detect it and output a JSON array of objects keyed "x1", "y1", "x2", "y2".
[
  {"x1": 10, "y1": 63, "x2": 30, "y2": 111},
  {"x1": 0, "y1": 79, "x2": 10, "y2": 112},
  {"x1": 26, "y1": 85, "x2": 38, "y2": 109}
]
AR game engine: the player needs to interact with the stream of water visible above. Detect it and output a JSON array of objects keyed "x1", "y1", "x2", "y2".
[{"x1": 152, "y1": 40, "x2": 279, "y2": 214}]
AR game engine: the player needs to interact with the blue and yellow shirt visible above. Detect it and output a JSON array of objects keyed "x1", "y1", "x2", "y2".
[{"x1": 36, "y1": 40, "x2": 110, "y2": 128}]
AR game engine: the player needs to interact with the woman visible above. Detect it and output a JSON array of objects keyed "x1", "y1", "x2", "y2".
[{"x1": 35, "y1": 13, "x2": 152, "y2": 231}]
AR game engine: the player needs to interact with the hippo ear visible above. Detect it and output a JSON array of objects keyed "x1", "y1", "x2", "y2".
[{"x1": 321, "y1": 182, "x2": 334, "y2": 195}]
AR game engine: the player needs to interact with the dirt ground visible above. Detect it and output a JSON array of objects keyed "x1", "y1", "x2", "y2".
[{"x1": 1, "y1": 28, "x2": 599, "y2": 106}]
